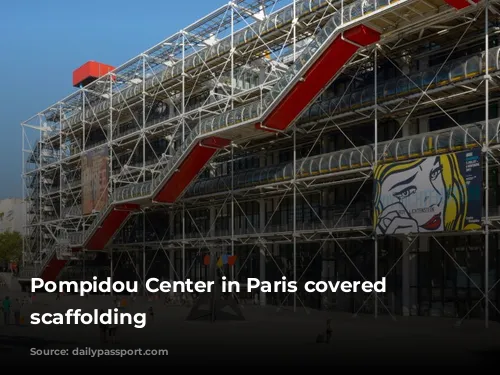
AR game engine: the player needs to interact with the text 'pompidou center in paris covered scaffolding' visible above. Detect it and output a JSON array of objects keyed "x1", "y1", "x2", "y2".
[{"x1": 22, "y1": 0, "x2": 500, "y2": 324}]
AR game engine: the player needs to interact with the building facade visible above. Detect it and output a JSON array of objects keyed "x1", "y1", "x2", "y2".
[
  {"x1": 21, "y1": 0, "x2": 500, "y2": 323},
  {"x1": 0, "y1": 198, "x2": 25, "y2": 234}
]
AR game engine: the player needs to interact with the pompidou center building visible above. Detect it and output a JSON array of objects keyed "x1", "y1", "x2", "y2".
[{"x1": 21, "y1": 0, "x2": 500, "y2": 323}]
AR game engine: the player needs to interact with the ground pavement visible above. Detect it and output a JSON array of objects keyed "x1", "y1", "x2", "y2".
[{"x1": 0, "y1": 291, "x2": 498, "y2": 365}]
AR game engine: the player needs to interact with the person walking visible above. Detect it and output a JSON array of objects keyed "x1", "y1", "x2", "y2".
[
  {"x1": 108, "y1": 323, "x2": 118, "y2": 344},
  {"x1": 325, "y1": 319, "x2": 333, "y2": 343},
  {"x1": 13, "y1": 298, "x2": 21, "y2": 326},
  {"x1": 3, "y1": 296, "x2": 11, "y2": 325}
]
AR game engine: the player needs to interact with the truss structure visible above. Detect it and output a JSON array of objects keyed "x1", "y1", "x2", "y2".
[{"x1": 21, "y1": 0, "x2": 500, "y2": 325}]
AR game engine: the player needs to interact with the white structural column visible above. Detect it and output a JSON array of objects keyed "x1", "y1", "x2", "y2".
[
  {"x1": 143, "y1": 213, "x2": 146, "y2": 296},
  {"x1": 485, "y1": 0, "x2": 490, "y2": 328},
  {"x1": 400, "y1": 117, "x2": 425, "y2": 316},
  {"x1": 417, "y1": 116, "x2": 430, "y2": 315},
  {"x1": 142, "y1": 56, "x2": 147, "y2": 295},
  {"x1": 259, "y1": 151, "x2": 266, "y2": 306},
  {"x1": 400, "y1": 120, "x2": 415, "y2": 316},
  {"x1": 182, "y1": 207, "x2": 185, "y2": 281},
  {"x1": 401, "y1": 242, "x2": 412, "y2": 316},
  {"x1": 230, "y1": 5, "x2": 235, "y2": 282},
  {"x1": 374, "y1": 48, "x2": 379, "y2": 318},
  {"x1": 321, "y1": 131, "x2": 334, "y2": 309},
  {"x1": 169, "y1": 211, "x2": 176, "y2": 284},
  {"x1": 292, "y1": 0, "x2": 298, "y2": 313},
  {"x1": 293, "y1": 125, "x2": 297, "y2": 313},
  {"x1": 401, "y1": 119, "x2": 411, "y2": 316},
  {"x1": 231, "y1": 145, "x2": 235, "y2": 281},
  {"x1": 259, "y1": 243, "x2": 266, "y2": 306},
  {"x1": 209, "y1": 205, "x2": 216, "y2": 274},
  {"x1": 110, "y1": 249, "x2": 114, "y2": 297},
  {"x1": 402, "y1": 236, "x2": 420, "y2": 317}
]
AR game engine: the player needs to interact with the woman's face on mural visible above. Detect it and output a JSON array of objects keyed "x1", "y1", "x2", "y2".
[{"x1": 378, "y1": 156, "x2": 445, "y2": 234}]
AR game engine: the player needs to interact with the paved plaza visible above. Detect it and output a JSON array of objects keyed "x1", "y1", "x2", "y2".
[{"x1": 0, "y1": 291, "x2": 499, "y2": 365}]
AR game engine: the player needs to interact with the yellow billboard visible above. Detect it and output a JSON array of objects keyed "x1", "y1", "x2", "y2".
[{"x1": 373, "y1": 149, "x2": 482, "y2": 236}]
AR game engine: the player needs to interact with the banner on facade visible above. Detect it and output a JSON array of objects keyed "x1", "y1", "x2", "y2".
[
  {"x1": 373, "y1": 148, "x2": 482, "y2": 235},
  {"x1": 82, "y1": 146, "x2": 109, "y2": 215}
]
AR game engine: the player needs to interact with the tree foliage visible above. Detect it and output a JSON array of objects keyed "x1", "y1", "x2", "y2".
[{"x1": 0, "y1": 231, "x2": 22, "y2": 263}]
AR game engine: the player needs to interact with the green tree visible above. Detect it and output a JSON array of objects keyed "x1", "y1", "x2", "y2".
[{"x1": 0, "y1": 231, "x2": 22, "y2": 263}]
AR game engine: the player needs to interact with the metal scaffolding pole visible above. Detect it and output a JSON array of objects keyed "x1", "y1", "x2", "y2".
[
  {"x1": 485, "y1": 0, "x2": 490, "y2": 329},
  {"x1": 108, "y1": 74, "x2": 114, "y2": 199},
  {"x1": 341, "y1": 0, "x2": 344, "y2": 26},
  {"x1": 374, "y1": 47, "x2": 378, "y2": 319},
  {"x1": 38, "y1": 115, "x2": 42, "y2": 266},
  {"x1": 181, "y1": 29, "x2": 186, "y2": 283},
  {"x1": 231, "y1": 5, "x2": 235, "y2": 107},
  {"x1": 59, "y1": 105, "x2": 63, "y2": 257},
  {"x1": 82, "y1": 84, "x2": 86, "y2": 153},
  {"x1": 110, "y1": 249, "x2": 114, "y2": 297},
  {"x1": 142, "y1": 56, "x2": 146, "y2": 184},
  {"x1": 82, "y1": 89, "x2": 86, "y2": 244},
  {"x1": 182, "y1": 32, "x2": 186, "y2": 143},
  {"x1": 143, "y1": 212, "x2": 146, "y2": 296},
  {"x1": 231, "y1": 145, "x2": 235, "y2": 281},
  {"x1": 182, "y1": 205, "x2": 186, "y2": 281},
  {"x1": 293, "y1": 0, "x2": 297, "y2": 59},
  {"x1": 293, "y1": 126, "x2": 297, "y2": 313},
  {"x1": 231, "y1": 4, "x2": 235, "y2": 282},
  {"x1": 142, "y1": 55, "x2": 147, "y2": 296},
  {"x1": 292, "y1": 0, "x2": 297, "y2": 314},
  {"x1": 21, "y1": 126, "x2": 25, "y2": 267}
]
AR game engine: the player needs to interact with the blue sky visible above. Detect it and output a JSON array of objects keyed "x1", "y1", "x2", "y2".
[{"x1": 0, "y1": 0, "x2": 226, "y2": 199}]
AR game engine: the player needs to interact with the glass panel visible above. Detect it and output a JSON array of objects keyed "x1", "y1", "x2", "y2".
[
  {"x1": 377, "y1": 83, "x2": 385, "y2": 99},
  {"x1": 319, "y1": 156, "x2": 329, "y2": 172},
  {"x1": 361, "y1": 146, "x2": 373, "y2": 165},
  {"x1": 491, "y1": 120, "x2": 500, "y2": 143},
  {"x1": 339, "y1": 95, "x2": 350, "y2": 112},
  {"x1": 361, "y1": 87, "x2": 374, "y2": 106},
  {"x1": 217, "y1": 178, "x2": 227, "y2": 191},
  {"x1": 300, "y1": 159, "x2": 312, "y2": 175},
  {"x1": 350, "y1": 151, "x2": 361, "y2": 166},
  {"x1": 396, "y1": 78, "x2": 408, "y2": 96},
  {"x1": 488, "y1": 50, "x2": 497, "y2": 71},
  {"x1": 350, "y1": 91, "x2": 362, "y2": 108},
  {"x1": 437, "y1": 134, "x2": 449, "y2": 151},
  {"x1": 450, "y1": 61, "x2": 466, "y2": 81},
  {"x1": 397, "y1": 139, "x2": 411, "y2": 158},
  {"x1": 385, "y1": 143, "x2": 397, "y2": 160},
  {"x1": 436, "y1": 65, "x2": 450, "y2": 85},
  {"x1": 329, "y1": 154, "x2": 340, "y2": 170},
  {"x1": 409, "y1": 138, "x2": 421, "y2": 156},
  {"x1": 363, "y1": 0, "x2": 376, "y2": 15},
  {"x1": 339, "y1": 153, "x2": 349, "y2": 168},
  {"x1": 375, "y1": 144, "x2": 385, "y2": 161},
  {"x1": 465, "y1": 56, "x2": 480, "y2": 77},
  {"x1": 309, "y1": 103, "x2": 321, "y2": 118},
  {"x1": 467, "y1": 126, "x2": 481, "y2": 146},
  {"x1": 350, "y1": 2, "x2": 363, "y2": 19},
  {"x1": 450, "y1": 130, "x2": 465, "y2": 149},
  {"x1": 422, "y1": 135, "x2": 435, "y2": 154},
  {"x1": 384, "y1": 82, "x2": 396, "y2": 97},
  {"x1": 310, "y1": 158, "x2": 320, "y2": 174},
  {"x1": 422, "y1": 70, "x2": 436, "y2": 88}
]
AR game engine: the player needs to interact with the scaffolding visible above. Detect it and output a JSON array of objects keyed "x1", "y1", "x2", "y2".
[{"x1": 21, "y1": 0, "x2": 500, "y2": 325}]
